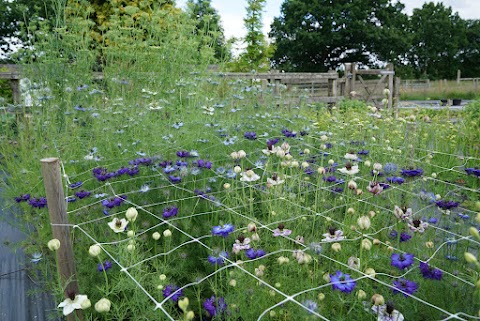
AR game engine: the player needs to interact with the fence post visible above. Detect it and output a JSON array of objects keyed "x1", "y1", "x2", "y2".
[
  {"x1": 394, "y1": 77, "x2": 400, "y2": 118},
  {"x1": 41, "y1": 158, "x2": 83, "y2": 321},
  {"x1": 387, "y1": 63, "x2": 394, "y2": 113},
  {"x1": 457, "y1": 70, "x2": 461, "y2": 84}
]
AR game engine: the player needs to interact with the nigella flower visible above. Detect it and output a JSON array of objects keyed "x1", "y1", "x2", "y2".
[
  {"x1": 391, "y1": 253, "x2": 415, "y2": 269},
  {"x1": 322, "y1": 227, "x2": 345, "y2": 242},
  {"x1": 457, "y1": 213, "x2": 470, "y2": 220},
  {"x1": 408, "y1": 219, "x2": 428, "y2": 233},
  {"x1": 308, "y1": 242, "x2": 323, "y2": 254},
  {"x1": 272, "y1": 224, "x2": 292, "y2": 237},
  {"x1": 282, "y1": 129, "x2": 297, "y2": 137},
  {"x1": 163, "y1": 207, "x2": 178, "y2": 219},
  {"x1": 367, "y1": 182, "x2": 383, "y2": 195},
  {"x1": 212, "y1": 224, "x2": 235, "y2": 237},
  {"x1": 69, "y1": 181, "x2": 83, "y2": 189},
  {"x1": 30, "y1": 252, "x2": 43, "y2": 264},
  {"x1": 330, "y1": 271, "x2": 357, "y2": 293},
  {"x1": 389, "y1": 230, "x2": 412, "y2": 242},
  {"x1": 176, "y1": 150, "x2": 190, "y2": 158},
  {"x1": 267, "y1": 173, "x2": 285, "y2": 186},
  {"x1": 240, "y1": 169, "x2": 260, "y2": 182},
  {"x1": 301, "y1": 300, "x2": 318, "y2": 314},
  {"x1": 66, "y1": 196, "x2": 76, "y2": 203},
  {"x1": 14, "y1": 193, "x2": 30, "y2": 202},
  {"x1": 465, "y1": 168, "x2": 480, "y2": 177},
  {"x1": 168, "y1": 175, "x2": 182, "y2": 184},
  {"x1": 195, "y1": 159, "x2": 212, "y2": 169},
  {"x1": 108, "y1": 218, "x2": 128, "y2": 233},
  {"x1": 28, "y1": 197, "x2": 47, "y2": 208},
  {"x1": 162, "y1": 285, "x2": 183, "y2": 302},
  {"x1": 357, "y1": 149, "x2": 369, "y2": 155},
  {"x1": 74, "y1": 190, "x2": 91, "y2": 199},
  {"x1": 232, "y1": 234, "x2": 251, "y2": 254},
  {"x1": 324, "y1": 175, "x2": 338, "y2": 183},
  {"x1": 419, "y1": 262, "x2": 443, "y2": 280},
  {"x1": 208, "y1": 250, "x2": 229, "y2": 266},
  {"x1": 203, "y1": 296, "x2": 227, "y2": 317},
  {"x1": 386, "y1": 177, "x2": 405, "y2": 184},
  {"x1": 372, "y1": 303, "x2": 405, "y2": 321},
  {"x1": 393, "y1": 206, "x2": 413, "y2": 221},
  {"x1": 400, "y1": 168, "x2": 423, "y2": 177},
  {"x1": 337, "y1": 162, "x2": 359, "y2": 175},
  {"x1": 244, "y1": 131, "x2": 257, "y2": 140},
  {"x1": 245, "y1": 248, "x2": 266, "y2": 259},
  {"x1": 435, "y1": 200, "x2": 460, "y2": 210},
  {"x1": 97, "y1": 260, "x2": 113, "y2": 272},
  {"x1": 392, "y1": 278, "x2": 418, "y2": 297}
]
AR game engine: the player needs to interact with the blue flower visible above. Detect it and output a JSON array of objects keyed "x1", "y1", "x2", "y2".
[
  {"x1": 97, "y1": 260, "x2": 112, "y2": 272},
  {"x1": 386, "y1": 176, "x2": 405, "y2": 184},
  {"x1": 330, "y1": 271, "x2": 356, "y2": 293},
  {"x1": 203, "y1": 296, "x2": 227, "y2": 317},
  {"x1": 208, "y1": 251, "x2": 229, "y2": 265},
  {"x1": 74, "y1": 190, "x2": 91, "y2": 199},
  {"x1": 391, "y1": 253, "x2": 415, "y2": 269},
  {"x1": 163, "y1": 285, "x2": 183, "y2": 302},
  {"x1": 465, "y1": 168, "x2": 480, "y2": 177},
  {"x1": 69, "y1": 181, "x2": 83, "y2": 189},
  {"x1": 163, "y1": 207, "x2": 178, "y2": 219},
  {"x1": 212, "y1": 224, "x2": 235, "y2": 237},
  {"x1": 14, "y1": 194, "x2": 30, "y2": 202},
  {"x1": 419, "y1": 262, "x2": 442, "y2": 280},
  {"x1": 244, "y1": 131, "x2": 257, "y2": 140},
  {"x1": 168, "y1": 175, "x2": 182, "y2": 184},
  {"x1": 301, "y1": 300, "x2": 318, "y2": 314},
  {"x1": 245, "y1": 248, "x2": 266, "y2": 259},
  {"x1": 435, "y1": 200, "x2": 459, "y2": 210},
  {"x1": 393, "y1": 278, "x2": 418, "y2": 297},
  {"x1": 401, "y1": 168, "x2": 423, "y2": 177}
]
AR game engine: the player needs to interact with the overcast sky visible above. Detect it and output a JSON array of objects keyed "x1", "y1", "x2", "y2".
[{"x1": 177, "y1": 0, "x2": 480, "y2": 40}]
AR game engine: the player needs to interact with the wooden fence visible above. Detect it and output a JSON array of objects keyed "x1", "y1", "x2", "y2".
[{"x1": 0, "y1": 64, "x2": 398, "y2": 111}]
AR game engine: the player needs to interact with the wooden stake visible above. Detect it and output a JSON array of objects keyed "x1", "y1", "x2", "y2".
[{"x1": 41, "y1": 158, "x2": 83, "y2": 321}]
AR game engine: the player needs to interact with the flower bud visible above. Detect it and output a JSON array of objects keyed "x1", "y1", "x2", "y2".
[
  {"x1": 229, "y1": 279, "x2": 237, "y2": 287},
  {"x1": 317, "y1": 167, "x2": 326, "y2": 174},
  {"x1": 152, "y1": 232, "x2": 161, "y2": 240},
  {"x1": 364, "y1": 160, "x2": 371, "y2": 167},
  {"x1": 364, "y1": 268, "x2": 376, "y2": 278},
  {"x1": 126, "y1": 244, "x2": 135, "y2": 252},
  {"x1": 94, "y1": 298, "x2": 111, "y2": 313},
  {"x1": 238, "y1": 150, "x2": 247, "y2": 159},
  {"x1": 357, "y1": 216, "x2": 371, "y2": 230},
  {"x1": 233, "y1": 166, "x2": 242, "y2": 173},
  {"x1": 81, "y1": 298, "x2": 92, "y2": 309},
  {"x1": 178, "y1": 297, "x2": 189, "y2": 312},
  {"x1": 331, "y1": 242, "x2": 341, "y2": 252},
  {"x1": 425, "y1": 241, "x2": 434, "y2": 248},
  {"x1": 361, "y1": 239, "x2": 372, "y2": 250},
  {"x1": 127, "y1": 230, "x2": 135, "y2": 238},
  {"x1": 465, "y1": 252, "x2": 478, "y2": 264},
  {"x1": 223, "y1": 183, "x2": 231, "y2": 189},
  {"x1": 328, "y1": 159, "x2": 335, "y2": 165},
  {"x1": 125, "y1": 207, "x2": 138, "y2": 222},
  {"x1": 470, "y1": 227, "x2": 480, "y2": 240},
  {"x1": 357, "y1": 289, "x2": 367, "y2": 300},
  {"x1": 163, "y1": 229, "x2": 172, "y2": 237},
  {"x1": 347, "y1": 180, "x2": 357, "y2": 189},
  {"x1": 347, "y1": 207, "x2": 355, "y2": 215},
  {"x1": 318, "y1": 293, "x2": 325, "y2": 301},
  {"x1": 368, "y1": 211, "x2": 376, "y2": 218},
  {"x1": 371, "y1": 294, "x2": 384, "y2": 306},
  {"x1": 47, "y1": 239, "x2": 61, "y2": 251},
  {"x1": 186, "y1": 311, "x2": 195, "y2": 320},
  {"x1": 89, "y1": 244, "x2": 101, "y2": 257},
  {"x1": 373, "y1": 163, "x2": 382, "y2": 171}
]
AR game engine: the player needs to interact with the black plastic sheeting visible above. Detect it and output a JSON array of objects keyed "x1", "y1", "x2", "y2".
[{"x1": 0, "y1": 189, "x2": 58, "y2": 321}]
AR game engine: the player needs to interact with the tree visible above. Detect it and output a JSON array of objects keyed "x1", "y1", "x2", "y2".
[
  {"x1": 459, "y1": 20, "x2": 480, "y2": 78},
  {"x1": 409, "y1": 2, "x2": 467, "y2": 79},
  {"x1": 0, "y1": 0, "x2": 49, "y2": 59},
  {"x1": 269, "y1": 0, "x2": 409, "y2": 72},
  {"x1": 187, "y1": 0, "x2": 229, "y2": 61}
]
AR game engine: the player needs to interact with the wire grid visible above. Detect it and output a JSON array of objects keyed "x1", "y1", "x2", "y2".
[{"x1": 52, "y1": 118, "x2": 480, "y2": 321}]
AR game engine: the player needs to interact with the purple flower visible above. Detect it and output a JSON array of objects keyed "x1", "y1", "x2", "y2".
[
  {"x1": 15, "y1": 194, "x2": 31, "y2": 202},
  {"x1": 393, "y1": 278, "x2": 418, "y2": 297},
  {"x1": 330, "y1": 271, "x2": 357, "y2": 293},
  {"x1": 69, "y1": 181, "x2": 83, "y2": 189},
  {"x1": 357, "y1": 149, "x2": 369, "y2": 155},
  {"x1": 435, "y1": 200, "x2": 460, "y2": 210},
  {"x1": 163, "y1": 206, "x2": 178, "y2": 219},
  {"x1": 127, "y1": 166, "x2": 139, "y2": 176},
  {"x1": 203, "y1": 296, "x2": 227, "y2": 317},
  {"x1": 400, "y1": 168, "x2": 423, "y2": 177},
  {"x1": 28, "y1": 197, "x2": 47, "y2": 208},
  {"x1": 282, "y1": 129, "x2": 297, "y2": 138},
  {"x1": 391, "y1": 253, "x2": 415, "y2": 269},
  {"x1": 386, "y1": 177, "x2": 405, "y2": 184},
  {"x1": 212, "y1": 224, "x2": 235, "y2": 237},
  {"x1": 66, "y1": 196, "x2": 76, "y2": 203},
  {"x1": 244, "y1": 131, "x2": 257, "y2": 140},
  {"x1": 389, "y1": 230, "x2": 412, "y2": 242},
  {"x1": 97, "y1": 260, "x2": 112, "y2": 272},
  {"x1": 176, "y1": 150, "x2": 190, "y2": 158},
  {"x1": 245, "y1": 248, "x2": 266, "y2": 259},
  {"x1": 75, "y1": 190, "x2": 91, "y2": 199},
  {"x1": 195, "y1": 159, "x2": 212, "y2": 169},
  {"x1": 162, "y1": 285, "x2": 183, "y2": 302},
  {"x1": 419, "y1": 262, "x2": 443, "y2": 280},
  {"x1": 168, "y1": 175, "x2": 182, "y2": 184},
  {"x1": 101, "y1": 195, "x2": 127, "y2": 209},
  {"x1": 465, "y1": 168, "x2": 480, "y2": 177},
  {"x1": 129, "y1": 157, "x2": 152, "y2": 166},
  {"x1": 208, "y1": 251, "x2": 229, "y2": 265}
]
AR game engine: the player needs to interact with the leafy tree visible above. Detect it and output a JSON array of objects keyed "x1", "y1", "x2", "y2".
[
  {"x1": 459, "y1": 20, "x2": 480, "y2": 78},
  {"x1": 0, "y1": 0, "x2": 49, "y2": 59},
  {"x1": 269, "y1": 0, "x2": 410, "y2": 72},
  {"x1": 186, "y1": 0, "x2": 229, "y2": 61},
  {"x1": 233, "y1": 0, "x2": 270, "y2": 71},
  {"x1": 408, "y1": 2, "x2": 467, "y2": 79}
]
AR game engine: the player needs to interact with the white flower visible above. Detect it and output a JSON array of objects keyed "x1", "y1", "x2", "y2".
[
  {"x1": 408, "y1": 219, "x2": 429, "y2": 233},
  {"x1": 58, "y1": 294, "x2": 90, "y2": 316},
  {"x1": 344, "y1": 153, "x2": 358, "y2": 161},
  {"x1": 232, "y1": 237, "x2": 251, "y2": 254},
  {"x1": 337, "y1": 165, "x2": 359, "y2": 175},
  {"x1": 393, "y1": 206, "x2": 412, "y2": 221},
  {"x1": 322, "y1": 228, "x2": 345, "y2": 242},
  {"x1": 48, "y1": 239, "x2": 61, "y2": 251},
  {"x1": 108, "y1": 218, "x2": 128, "y2": 233},
  {"x1": 266, "y1": 174, "x2": 285, "y2": 186},
  {"x1": 94, "y1": 298, "x2": 111, "y2": 313},
  {"x1": 240, "y1": 170, "x2": 260, "y2": 182},
  {"x1": 125, "y1": 207, "x2": 138, "y2": 222},
  {"x1": 372, "y1": 304, "x2": 404, "y2": 321}
]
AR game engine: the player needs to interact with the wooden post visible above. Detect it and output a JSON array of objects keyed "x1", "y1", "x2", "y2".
[
  {"x1": 387, "y1": 63, "x2": 394, "y2": 113},
  {"x1": 10, "y1": 79, "x2": 20, "y2": 105},
  {"x1": 344, "y1": 63, "x2": 352, "y2": 97},
  {"x1": 394, "y1": 77, "x2": 400, "y2": 118},
  {"x1": 41, "y1": 158, "x2": 83, "y2": 321},
  {"x1": 457, "y1": 70, "x2": 461, "y2": 84}
]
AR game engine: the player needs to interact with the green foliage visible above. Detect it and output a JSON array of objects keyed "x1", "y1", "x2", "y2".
[
  {"x1": 464, "y1": 100, "x2": 480, "y2": 140},
  {"x1": 186, "y1": 0, "x2": 230, "y2": 62},
  {"x1": 409, "y1": 2, "x2": 467, "y2": 79},
  {"x1": 336, "y1": 98, "x2": 368, "y2": 113},
  {"x1": 269, "y1": 0, "x2": 409, "y2": 72}
]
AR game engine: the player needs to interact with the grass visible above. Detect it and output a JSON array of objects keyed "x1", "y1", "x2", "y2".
[{"x1": 400, "y1": 79, "x2": 480, "y2": 101}]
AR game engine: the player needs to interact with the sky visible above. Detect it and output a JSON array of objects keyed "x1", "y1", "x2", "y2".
[{"x1": 177, "y1": 0, "x2": 480, "y2": 40}]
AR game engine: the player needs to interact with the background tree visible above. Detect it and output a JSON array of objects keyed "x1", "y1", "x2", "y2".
[
  {"x1": 408, "y1": 2, "x2": 466, "y2": 79},
  {"x1": 459, "y1": 19, "x2": 480, "y2": 78},
  {"x1": 269, "y1": 0, "x2": 409, "y2": 72},
  {"x1": 0, "y1": 0, "x2": 49, "y2": 60},
  {"x1": 187, "y1": 0, "x2": 229, "y2": 62}
]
